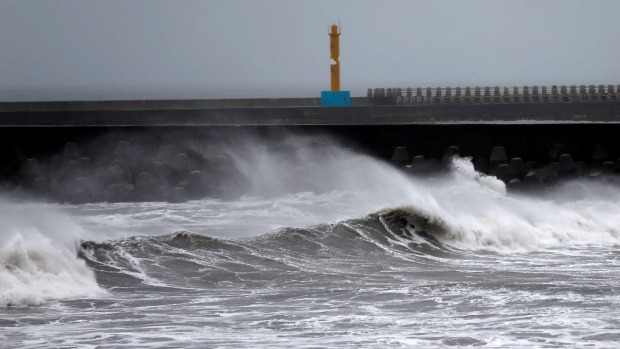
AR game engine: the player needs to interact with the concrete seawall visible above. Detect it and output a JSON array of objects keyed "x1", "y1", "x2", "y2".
[
  {"x1": 1, "y1": 98, "x2": 620, "y2": 126},
  {"x1": 0, "y1": 97, "x2": 369, "y2": 112}
]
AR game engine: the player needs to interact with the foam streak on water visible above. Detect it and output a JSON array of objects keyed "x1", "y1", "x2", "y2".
[{"x1": 2, "y1": 139, "x2": 620, "y2": 348}]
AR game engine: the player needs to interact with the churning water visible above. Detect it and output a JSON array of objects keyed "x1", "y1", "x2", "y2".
[{"x1": 1, "y1": 136, "x2": 620, "y2": 348}]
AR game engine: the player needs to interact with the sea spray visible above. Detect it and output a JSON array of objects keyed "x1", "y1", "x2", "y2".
[
  {"x1": 69, "y1": 136, "x2": 620, "y2": 253},
  {"x1": 0, "y1": 200, "x2": 106, "y2": 306},
  {"x1": 220, "y1": 133, "x2": 422, "y2": 212},
  {"x1": 394, "y1": 156, "x2": 620, "y2": 252},
  {"x1": 450, "y1": 156, "x2": 506, "y2": 195}
]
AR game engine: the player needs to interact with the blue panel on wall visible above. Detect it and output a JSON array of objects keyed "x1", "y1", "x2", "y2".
[{"x1": 321, "y1": 91, "x2": 351, "y2": 106}]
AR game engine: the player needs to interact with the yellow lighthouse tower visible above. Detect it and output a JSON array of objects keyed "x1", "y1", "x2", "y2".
[{"x1": 321, "y1": 23, "x2": 350, "y2": 106}]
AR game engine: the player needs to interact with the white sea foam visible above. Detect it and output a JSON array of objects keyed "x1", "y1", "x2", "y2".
[
  {"x1": 0, "y1": 200, "x2": 106, "y2": 306},
  {"x1": 397, "y1": 157, "x2": 620, "y2": 252}
]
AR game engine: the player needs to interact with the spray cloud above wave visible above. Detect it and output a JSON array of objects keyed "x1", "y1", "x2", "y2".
[
  {"x1": 232, "y1": 138, "x2": 620, "y2": 252},
  {"x1": 63, "y1": 130, "x2": 620, "y2": 254}
]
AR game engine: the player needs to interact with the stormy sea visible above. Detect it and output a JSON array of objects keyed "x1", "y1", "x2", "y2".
[{"x1": 1, "y1": 134, "x2": 620, "y2": 348}]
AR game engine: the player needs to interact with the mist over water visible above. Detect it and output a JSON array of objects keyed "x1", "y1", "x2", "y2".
[{"x1": 2, "y1": 132, "x2": 620, "y2": 348}]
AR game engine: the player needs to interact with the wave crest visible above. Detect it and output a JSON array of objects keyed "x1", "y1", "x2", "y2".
[
  {"x1": 1, "y1": 232, "x2": 105, "y2": 306},
  {"x1": 0, "y1": 202, "x2": 106, "y2": 307}
]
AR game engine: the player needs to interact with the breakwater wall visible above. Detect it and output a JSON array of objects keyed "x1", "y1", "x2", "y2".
[
  {"x1": 2, "y1": 98, "x2": 620, "y2": 126},
  {"x1": 0, "y1": 97, "x2": 370, "y2": 113},
  {"x1": 1, "y1": 95, "x2": 620, "y2": 203}
]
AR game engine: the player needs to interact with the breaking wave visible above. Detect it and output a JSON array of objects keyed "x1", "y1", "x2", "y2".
[
  {"x1": 5, "y1": 141, "x2": 620, "y2": 305},
  {"x1": 0, "y1": 202, "x2": 106, "y2": 306}
]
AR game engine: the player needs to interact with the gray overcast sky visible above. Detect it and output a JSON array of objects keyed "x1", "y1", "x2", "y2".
[{"x1": 1, "y1": 0, "x2": 619, "y2": 101}]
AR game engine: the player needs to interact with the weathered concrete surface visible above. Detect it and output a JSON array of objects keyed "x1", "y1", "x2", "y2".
[
  {"x1": 1, "y1": 100, "x2": 620, "y2": 126},
  {"x1": 0, "y1": 97, "x2": 370, "y2": 112}
]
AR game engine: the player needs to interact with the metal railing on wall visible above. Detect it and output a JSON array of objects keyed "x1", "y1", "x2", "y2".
[{"x1": 368, "y1": 85, "x2": 620, "y2": 104}]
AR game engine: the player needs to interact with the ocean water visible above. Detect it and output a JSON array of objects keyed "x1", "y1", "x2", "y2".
[{"x1": 1, "y1": 138, "x2": 620, "y2": 348}]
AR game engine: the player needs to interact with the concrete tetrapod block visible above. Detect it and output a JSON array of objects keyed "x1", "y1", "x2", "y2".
[
  {"x1": 69, "y1": 177, "x2": 94, "y2": 204},
  {"x1": 523, "y1": 171, "x2": 543, "y2": 189},
  {"x1": 174, "y1": 153, "x2": 191, "y2": 170},
  {"x1": 525, "y1": 161, "x2": 537, "y2": 172},
  {"x1": 134, "y1": 170, "x2": 166, "y2": 201},
  {"x1": 104, "y1": 183, "x2": 135, "y2": 203},
  {"x1": 548, "y1": 144, "x2": 569, "y2": 163},
  {"x1": 113, "y1": 141, "x2": 131, "y2": 159},
  {"x1": 69, "y1": 189, "x2": 92, "y2": 204},
  {"x1": 58, "y1": 160, "x2": 80, "y2": 182},
  {"x1": 110, "y1": 158, "x2": 126, "y2": 169},
  {"x1": 135, "y1": 171, "x2": 157, "y2": 191},
  {"x1": 410, "y1": 155, "x2": 427, "y2": 174},
  {"x1": 108, "y1": 164, "x2": 129, "y2": 184},
  {"x1": 495, "y1": 163, "x2": 511, "y2": 183},
  {"x1": 542, "y1": 163, "x2": 560, "y2": 184},
  {"x1": 78, "y1": 157, "x2": 93, "y2": 176},
  {"x1": 508, "y1": 158, "x2": 527, "y2": 180},
  {"x1": 20, "y1": 158, "x2": 41, "y2": 182},
  {"x1": 391, "y1": 147, "x2": 410, "y2": 167},
  {"x1": 156, "y1": 144, "x2": 176, "y2": 162},
  {"x1": 49, "y1": 179, "x2": 64, "y2": 200},
  {"x1": 186, "y1": 170, "x2": 207, "y2": 199},
  {"x1": 73, "y1": 177, "x2": 91, "y2": 192},
  {"x1": 489, "y1": 146, "x2": 508, "y2": 168},
  {"x1": 591, "y1": 144, "x2": 609, "y2": 165},
  {"x1": 557, "y1": 154, "x2": 578, "y2": 179},
  {"x1": 62, "y1": 142, "x2": 80, "y2": 160},
  {"x1": 507, "y1": 179, "x2": 522, "y2": 191},
  {"x1": 48, "y1": 155, "x2": 63, "y2": 172},
  {"x1": 442, "y1": 146, "x2": 460, "y2": 165},
  {"x1": 169, "y1": 186, "x2": 188, "y2": 203},
  {"x1": 31, "y1": 176, "x2": 49, "y2": 195},
  {"x1": 110, "y1": 159, "x2": 132, "y2": 181},
  {"x1": 150, "y1": 161, "x2": 169, "y2": 179},
  {"x1": 576, "y1": 161, "x2": 588, "y2": 176}
]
